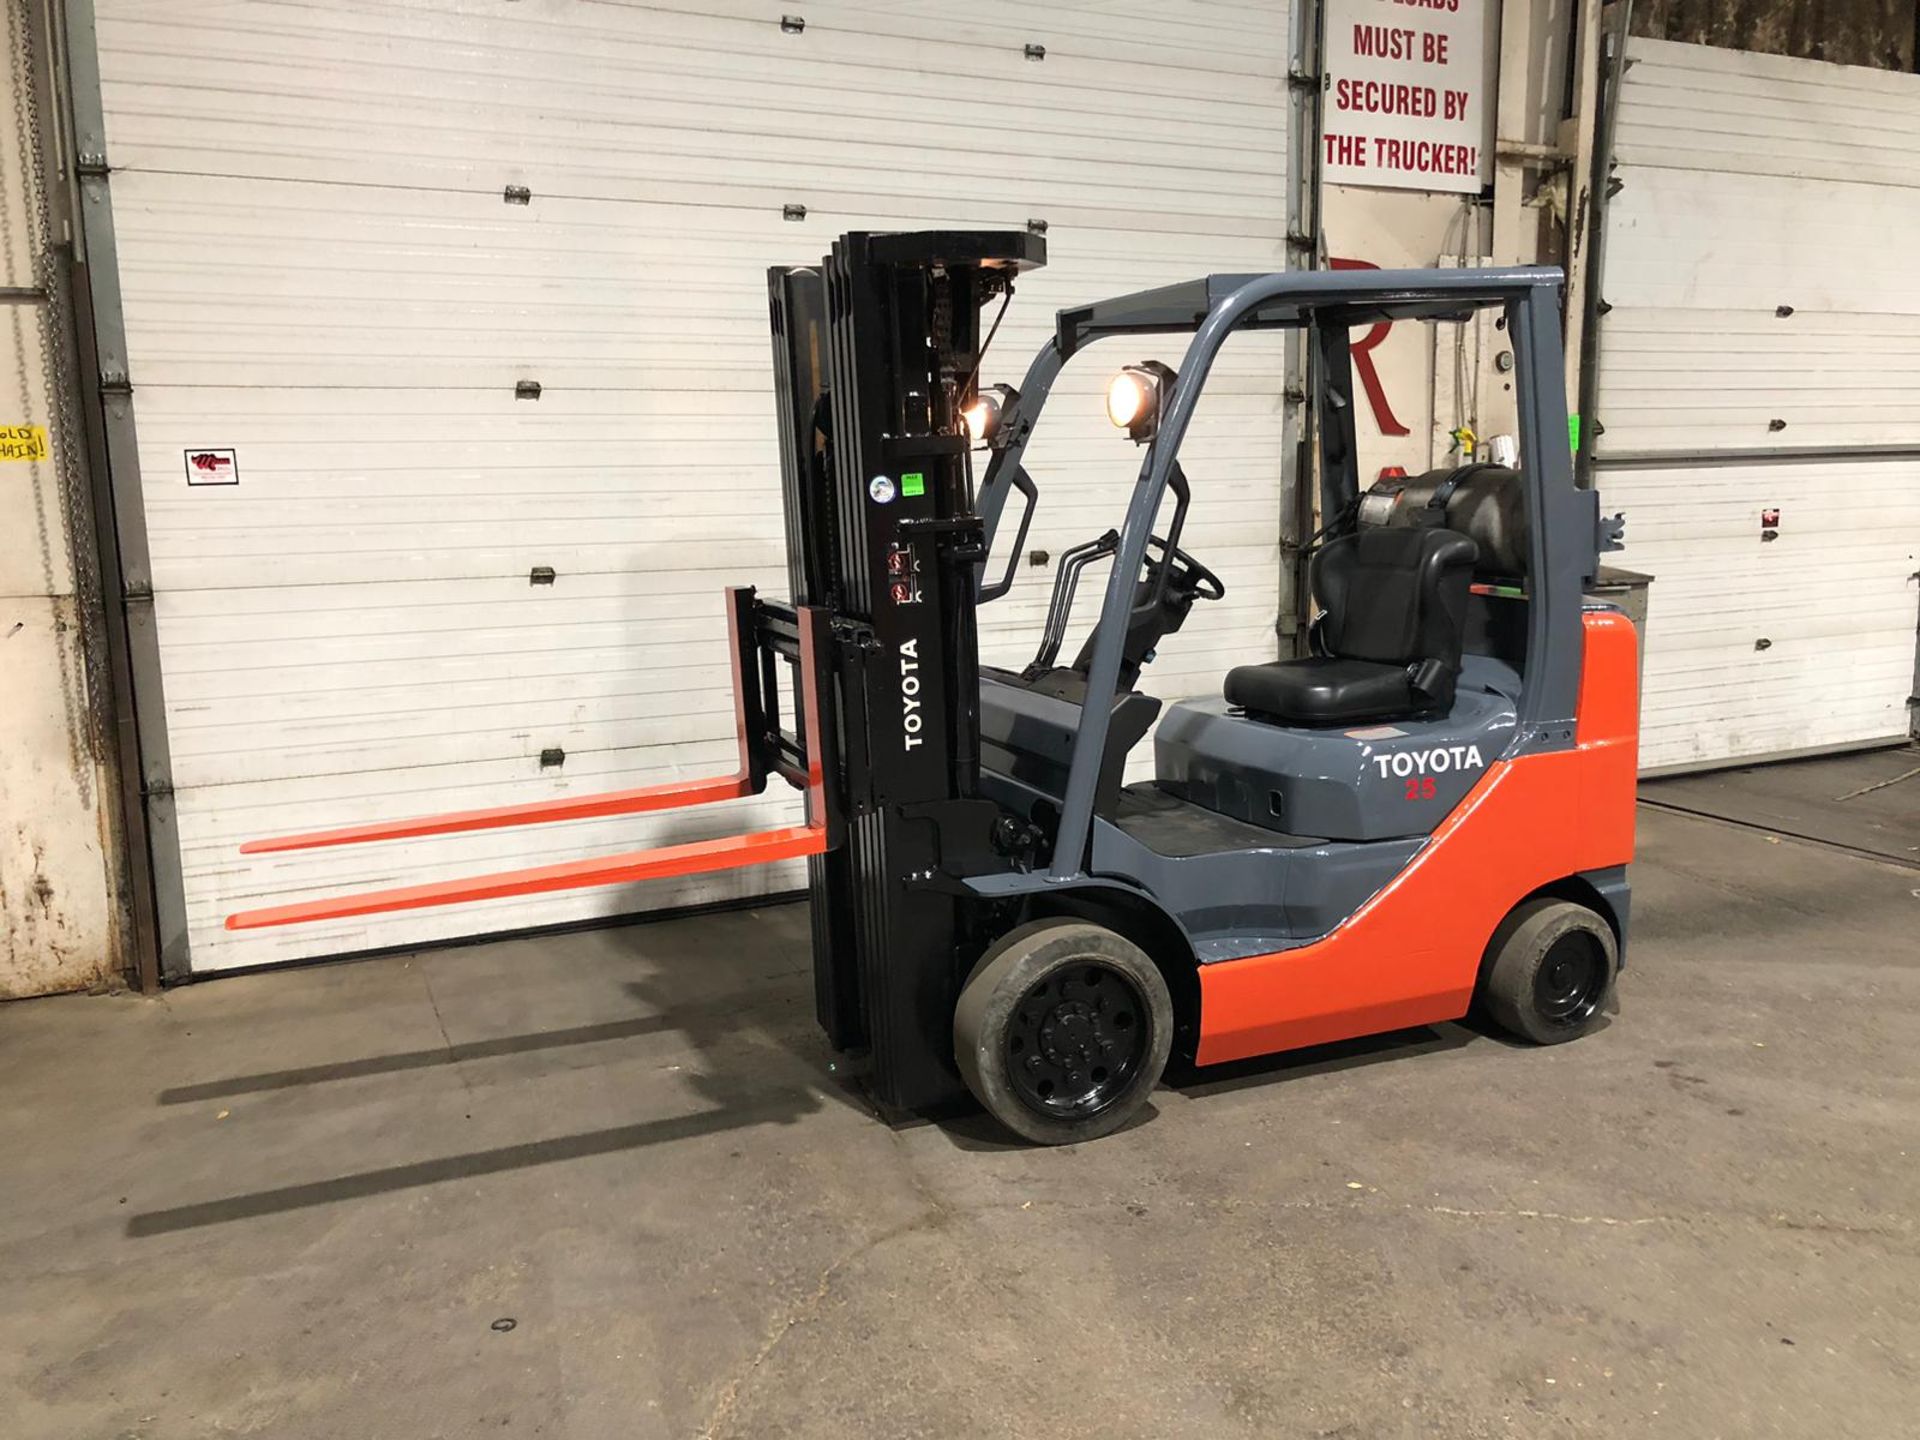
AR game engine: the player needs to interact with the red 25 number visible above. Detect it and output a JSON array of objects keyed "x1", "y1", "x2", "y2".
[{"x1": 1404, "y1": 776, "x2": 1436, "y2": 801}]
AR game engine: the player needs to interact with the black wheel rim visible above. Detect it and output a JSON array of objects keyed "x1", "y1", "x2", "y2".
[
  {"x1": 1533, "y1": 931, "x2": 1607, "y2": 1029},
  {"x1": 1004, "y1": 963, "x2": 1151, "y2": 1120}
]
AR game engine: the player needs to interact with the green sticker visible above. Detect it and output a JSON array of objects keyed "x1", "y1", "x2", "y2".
[
  {"x1": 1567, "y1": 414, "x2": 1581, "y2": 454},
  {"x1": 900, "y1": 471, "x2": 926, "y2": 497}
]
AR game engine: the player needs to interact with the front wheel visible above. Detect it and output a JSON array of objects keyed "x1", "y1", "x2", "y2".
[
  {"x1": 1481, "y1": 898, "x2": 1619, "y2": 1045},
  {"x1": 954, "y1": 919, "x2": 1174, "y2": 1145}
]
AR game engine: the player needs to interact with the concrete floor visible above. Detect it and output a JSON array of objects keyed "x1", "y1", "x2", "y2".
[
  {"x1": 2, "y1": 769, "x2": 1917, "y2": 1439},
  {"x1": 1643, "y1": 745, "x2": 1920, "y2": 867}
]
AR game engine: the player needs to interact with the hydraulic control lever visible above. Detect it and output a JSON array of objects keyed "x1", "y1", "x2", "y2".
[{"x1": 1026, "y1": 529, "x2": 1120, "y2": 676}]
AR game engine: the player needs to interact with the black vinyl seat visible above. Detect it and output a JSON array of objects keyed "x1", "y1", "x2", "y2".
[{"x1": 1225, "y1": 526, "x2": 1478, "y2": 725}]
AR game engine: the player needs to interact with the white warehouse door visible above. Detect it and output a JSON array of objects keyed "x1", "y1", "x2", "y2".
[
  {"x1": 93, "y1": 0, "x2": 1295, "y2": 972},
  {"x1": 1595, "y1": 38, "x2": 1920, "y2": 771}
]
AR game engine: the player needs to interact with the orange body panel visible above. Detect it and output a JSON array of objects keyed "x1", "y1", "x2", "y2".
[
  {"x1": 238, "y1": 774, "x2": 757, "y2": 856},
  {"x1": 1195, "y1": 610, "x2": 1638, "y2": 1066}
]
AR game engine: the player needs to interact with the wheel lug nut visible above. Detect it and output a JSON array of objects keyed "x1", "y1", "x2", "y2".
[{"x1": 1026, "y1": 1055, "x2": 1042, "y2": 1072}]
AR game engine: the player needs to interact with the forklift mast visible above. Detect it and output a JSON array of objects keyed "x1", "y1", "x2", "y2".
[
  {"x1": 228, "y1": 231, "x2": 1047, "y2": 1118},
  {"x1": 767, "y1": 232, "x2": 1046, "y2": 1111}
]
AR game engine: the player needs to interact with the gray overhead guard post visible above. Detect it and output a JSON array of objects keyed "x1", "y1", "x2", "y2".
[{"x1": 973, "y1": 265, "x2": 1597, "y2": 886}]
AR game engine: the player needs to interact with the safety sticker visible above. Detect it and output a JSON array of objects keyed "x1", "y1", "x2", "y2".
[
  {"x1": 1345, "y1": 724, "x2": 1407, "y2": 740},
  {"x1": 0, "y1": 425, "x2": 49, "y2": 462},
  {"x1": 185, "y1": 448, "x2": 239, "y2": 485}
]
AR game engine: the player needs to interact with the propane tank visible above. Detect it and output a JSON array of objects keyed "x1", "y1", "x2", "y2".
[{"x1": 1356, "y1": 465, "x2": 1529, "y2": 577}]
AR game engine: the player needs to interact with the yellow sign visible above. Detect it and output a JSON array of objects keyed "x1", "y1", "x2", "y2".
[{"x1": 0, "y1": 425, "x2": 50, "y2": 463}]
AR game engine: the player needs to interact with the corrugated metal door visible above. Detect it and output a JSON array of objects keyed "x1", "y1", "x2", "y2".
[
  {"x1": 1595, "y1": 38, "x2": 1920, "y2": 770},
  {"x1": 93, "y1": 0, "x2": 1294, "y2": 972}
]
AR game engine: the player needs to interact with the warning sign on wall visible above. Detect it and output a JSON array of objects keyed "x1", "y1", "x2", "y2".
[
  {"x1": 0, "y1": 424, "x2": 49, "y2": 462},
  {"x1": 1321, "y1": 0, "x2": 1490, "y2": 195},
  {"x1": 184, "y1": 448, "x2": 239, "y2": 485}
]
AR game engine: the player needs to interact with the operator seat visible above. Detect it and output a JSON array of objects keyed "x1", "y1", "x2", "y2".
[{"x1": 1224, "y1": 526, "x2": 1478, "y2": 725}]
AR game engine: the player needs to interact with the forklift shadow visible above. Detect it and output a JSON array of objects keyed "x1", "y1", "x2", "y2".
[
  {"x1": 157, "y1": 1004, "x2": 736, "y2": 1105},
  {"x1": 1168, "y1": 1020, "x2": 1486, "y2": 1100},
  {"x1": 771, "y1": 1006, "x2": 1625, "y2": 1154},
  {"x1": 1167, "y1": 1005, "x2": 1620, "y2": 1102},
  {"x1": 125, "y1": 1083, "x2": 818, "y2": 1237},
  {"x1": 931, "y1": 1102, "x2": 1162, "y2": 1152},
  {"x1": 605, "y1": 896, "x2": 881, "y2": 1125},
  {"x1": 613, "y1": 975, "x2": 880, "y2": 1123},
  {"x1": 126, "y1": 908, "x2": 841, "y2": 1237}
]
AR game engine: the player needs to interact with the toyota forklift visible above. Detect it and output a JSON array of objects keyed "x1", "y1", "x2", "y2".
[{"x1": 227, "y1": 231, "x2": 1637, "y2": 1145}]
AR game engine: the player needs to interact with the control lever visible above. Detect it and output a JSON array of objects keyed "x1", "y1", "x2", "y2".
[{"x1": 1027, "y1": 530, "x2": 1119, "y2": 675}]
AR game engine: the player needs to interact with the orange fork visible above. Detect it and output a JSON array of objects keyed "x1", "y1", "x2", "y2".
[{"x1": 225, "y1": 591, "x2": 834, "y2": 931}]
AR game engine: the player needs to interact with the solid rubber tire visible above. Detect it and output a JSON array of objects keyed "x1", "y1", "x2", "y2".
[
  {"x1": 954, "y1": 918, "x2": 1174, "y2": 1145},
  {"x1": 1482, "y1": 897, "x2": 1618, "y2": 1045}
]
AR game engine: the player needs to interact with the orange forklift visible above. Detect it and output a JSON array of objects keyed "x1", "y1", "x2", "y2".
[{"x1": 229, "y1": 232, "x2": 1637, "y2": 1144}]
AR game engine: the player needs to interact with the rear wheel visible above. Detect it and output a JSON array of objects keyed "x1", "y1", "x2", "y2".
[
  {"x1": 1482, "y1": 898, "x2": 1618, "y2": 1045},
  {"x1": 954, "y1": 918, "x2": 1174, "y2": 1145}
]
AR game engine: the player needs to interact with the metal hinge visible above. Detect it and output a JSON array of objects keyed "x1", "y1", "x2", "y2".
[
  {"x1": 780, "y1": 14, "x2": 805, "y2": 32},
  {"x1": 783, "y1": 202, "x2": 807, "y2": 222},
  {"x1": 515, "y1": 379, "x2": 542, "y2": 400},
  {"x1": 76, "y1": 150, "x2": 110, "y2": 178},
  {"x1": 1286, "y1": 70, "x2": 1320, "y2": 92},
  {"x1": 99, "y1": 369, "x2": 133, "y2": 395},
  {"x1": 1024, "y1": 42, "x2": 1046, "y2": 60}
]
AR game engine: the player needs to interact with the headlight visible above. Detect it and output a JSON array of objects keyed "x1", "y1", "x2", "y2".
[
  {"x1": 1105, "y1": 362, "x2": 1174, "y2": 443},
  {"x1": 963, "y1": 383, "x2": 1014, "y2": 446}
]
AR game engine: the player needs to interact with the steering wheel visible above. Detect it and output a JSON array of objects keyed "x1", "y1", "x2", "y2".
[{"x1": 1141, "y1": 533, "x2": 1226, "y2": 607}]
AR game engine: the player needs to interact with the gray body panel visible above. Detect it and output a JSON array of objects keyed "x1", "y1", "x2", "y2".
[
  {"x1": 977, "y1": 656, "x2": 1466, "y2": 963},
  {"x1": 977, "y1": 669, "x2": 1156, "y2": 803},
  {"x1": 1090, "y1": 809, "x2": 1423, "y2": 961},
  {"x1": 1154, "y1": 656, "x2": 1522, "y2": 842},
  {"x1": 1579, "y1": 863, "x2": 1632, "y2": 960},
  {"x1": 976, "y1": 762, "x2": 1426, "y2": 965}
]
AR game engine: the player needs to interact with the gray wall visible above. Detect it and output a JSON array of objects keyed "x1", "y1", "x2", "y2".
[
  {"x1": 1634, "y1": 0, "x2": 1917, "y2": 71},
  {"x1": 0, "y1": 0, "x2": 119, "y2": 997}
]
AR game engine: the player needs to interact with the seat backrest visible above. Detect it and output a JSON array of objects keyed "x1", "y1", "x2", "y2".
[{"x1": 1312, "y1": 526, "x2": 1478, "y2": 667}]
